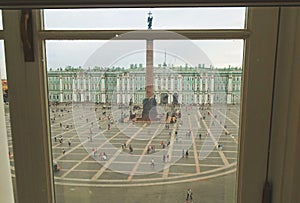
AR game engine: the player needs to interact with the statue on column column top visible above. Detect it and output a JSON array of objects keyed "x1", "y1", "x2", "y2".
[{"x1": 147, "y1": 11, "x2": 153, "y2": 30}]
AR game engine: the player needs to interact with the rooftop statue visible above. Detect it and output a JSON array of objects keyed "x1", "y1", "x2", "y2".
[{"x1": 147, "y1": 12, "x2": 153, "y2": 30}]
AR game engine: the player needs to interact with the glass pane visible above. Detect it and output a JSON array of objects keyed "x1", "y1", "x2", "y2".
[
  {"x1": 0, "y1": 40, "x2": 17, "y2": 201},
  {"x1": 43, "y1": 7, "x2": 246, "y2": 30},
  {"x1": 45, "y1": 36, "x2": 243, "y2": 203}
]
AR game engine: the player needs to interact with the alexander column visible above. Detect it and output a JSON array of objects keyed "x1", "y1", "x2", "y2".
[{"x1": 142, "y1": 12, "x2": 157, "y2": 121}]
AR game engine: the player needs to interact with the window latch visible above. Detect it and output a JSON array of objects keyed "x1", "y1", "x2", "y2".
[{"x1": 20, "y1": 9, "x2": 35, "y2": 62}]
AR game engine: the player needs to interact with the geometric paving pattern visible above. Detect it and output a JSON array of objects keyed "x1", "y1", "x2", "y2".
[{"x1": 6, "y1": 104, "x2": 240, "y2": 187}]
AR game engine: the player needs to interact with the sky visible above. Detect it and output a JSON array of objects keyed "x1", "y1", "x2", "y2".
[{"x1": 0, "y1": 7, "x2": 245, "y2": 79}]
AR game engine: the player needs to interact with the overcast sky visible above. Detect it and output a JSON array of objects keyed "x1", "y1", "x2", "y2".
[{"x1": 0, "y1": 8, "x2": 245, "y2": 79}]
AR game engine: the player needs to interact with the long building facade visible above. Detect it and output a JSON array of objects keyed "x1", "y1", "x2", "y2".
[{"x1": 47, "y1": 65, "x2": 242, "y2": 105}]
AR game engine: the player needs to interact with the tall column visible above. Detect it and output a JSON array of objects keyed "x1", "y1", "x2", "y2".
[
  {"x1": 142, "y1": 39, "x2": 157, "y2": 120},
  {"x1": 0, "y1": 81, "x2": 15, "y2": 203},
  {"x1": 146, "y1": 39, "x2": 154, "y2": 98},
  {"x1": 171, "y1": 76, "x2": 174, "y2": 91}
]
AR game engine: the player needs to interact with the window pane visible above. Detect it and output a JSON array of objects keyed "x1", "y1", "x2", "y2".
[
  {"x1": 45, "y1": 37, "x2": 243, "y2": 203},
  {"x1": 43, "y1": 8, "x2": 246, "y2": 30}
]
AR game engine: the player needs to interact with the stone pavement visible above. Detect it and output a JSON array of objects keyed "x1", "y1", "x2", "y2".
[{"x1": 5, "y1": 103, "x2": 240, "y2": 202}]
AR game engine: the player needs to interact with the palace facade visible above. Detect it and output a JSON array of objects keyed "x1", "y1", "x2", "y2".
[{"x1": 47, "y1": 65, "x2": 242, "y2": 105}]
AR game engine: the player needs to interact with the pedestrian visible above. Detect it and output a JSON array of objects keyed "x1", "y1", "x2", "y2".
[
  {"x1": 167, "y1": 140, "x2": 170, "y2": 146},
  {"x1": 185, "y1": 149, "x2": 189, "y2": 158},
  {"x1": 163, "y1": 154, "x2": 166, "y2": 162},
  {"x1": 92, "y1": 148, "x2": 96, "y2": 157},
  {"x1": 129, "y1": 145, "x2": 133, "y2": 153},
  {"x1": 182, "y1": 149, "x2": 185, "y2": 158},
  {"x1": 199, "y1": 133, "x2": 202, "y2": 140},
  {"x1": 54, "y1": 136, "x2": 57, "y2": 142},
  {"x1": 167, "y1": 154, "x2": 170, "y2": 162},
  {"x1": 62, "y1": 148, "x2": 66, "y2": 155},
  {"x1": 151, "y1": 158, "x2": 155, "y2": 167},
  {"x1": 68, "y1": 140, "x2": 71, "y2": 147},
  {"x1": 186, "y1": 188, "x2": 193, "y2": 201}
]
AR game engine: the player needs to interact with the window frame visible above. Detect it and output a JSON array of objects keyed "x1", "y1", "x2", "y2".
[{"x1": 2, "y1": 7, "x2": 280, "y2": 203}]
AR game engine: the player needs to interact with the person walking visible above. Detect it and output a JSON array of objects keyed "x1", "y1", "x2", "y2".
[
  {"x1": 185, "y1": 149, "x2": 189, "y2": 158},
  {"x1": 151, "y1": 158, "x2": 155, "y2": 167},
  {"x1": 186, "y1": 188, "x2": 193, "y2": 202},
  {"x1": 129, "y1": 145, "x2": 133, "y2": 153}
]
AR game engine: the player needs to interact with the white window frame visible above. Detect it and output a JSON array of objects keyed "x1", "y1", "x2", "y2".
[{"x1": 3, "y1": 6, "x2": 299, "y2": 203}]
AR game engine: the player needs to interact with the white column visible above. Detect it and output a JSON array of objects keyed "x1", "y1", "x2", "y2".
[
  {"x1": 88, "y1": 77, "x2": 91, "y2": 102},
  {"x1": 132, "y1": 77, "x2": 135, "y2": 93},
  {"x1": 77, "y1": 77, "x2": 80, "y2": 90},
  {"x1": 165, "y1": 77, "x2": 168, "y2": 90},
  {"x1": 101, "y1": 77, "x2": 105, "y2": 103},
  {"x1": 72, "y1": 77, "x2": 76, "y2": 102},
  {"x1": 199, "y1": 76, "x2": 203, "y2": 92},
  {"x1": 227, "y1": 75, "x2": 233, "y2": 104},
  {"x1": 59, "y1": 76, "x2": 63, "y2": 102},
  {"x1": 179, "y1": 94, "x2": 182, "y2": 104},
  {"x1": 116, "y1": 77, "x2": 120, "y2": 104},
  {"x1": 178, "y1": 75, "x2": 182, "y2": 104},
  {"x1": 204, "y1": 93, "x2": 208, "y2": 104},
  {"x1": 179, "y1": 75, "x2": 182, "y2": 91},
  {"x1": 0, "y1": 82, "x2": 15, "y2": 203},
  {"x1": 211, "y1": 75, "x2": 214, "y2": 104},
  {"x1": 171, "y1": 76, "x2": 174, "y2": 91},
  {"x1": 122, "y1": 78, "x2": 125, "y2": 91},
  {"x1": 205, "y1": 75, "x2": 208, "y2": 92},
  {"x1": 228, "y1": 75, "x2": 233, "y2": 92},
  {"x1": 127, "y1": 77, "x2": 130, "y2": 92},
  {"x1": 154, "y1": 77, "x2": 158, "y2": 91}
]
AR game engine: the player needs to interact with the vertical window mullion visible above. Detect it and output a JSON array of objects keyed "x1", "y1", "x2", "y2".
[{"x1": 3, "y1": 10, "x2": 54, "y2": 203}]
